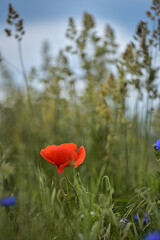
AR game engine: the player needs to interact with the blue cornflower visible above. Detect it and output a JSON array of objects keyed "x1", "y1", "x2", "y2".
[
  {"x1": 142, "y1": 231, "x2": 160, "y2": 240},
  {"x1": 155, "y1": 139, "x2": 160, "y2": 151},
  {"x1": 1, "y1": 196, "x2": 16, "y2": 206},
  {"x1": 134, "y1": 212, "x2": 150, "y2": 224}
]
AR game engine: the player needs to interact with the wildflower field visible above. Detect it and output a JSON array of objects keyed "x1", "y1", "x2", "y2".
[{"x1": 1, "y1": 1, "x2": 160, "y2": 239}]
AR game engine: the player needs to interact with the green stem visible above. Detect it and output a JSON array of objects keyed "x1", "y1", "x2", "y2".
[
  {"x1": 17, "y1": 41, "x2": 29, "y2": 90},
  {"x1": 64, "y1": 170, "x2": 79, "y2": 206}
]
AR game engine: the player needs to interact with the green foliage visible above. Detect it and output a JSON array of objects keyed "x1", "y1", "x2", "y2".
[{"x1": 0, "y1": 1, "x2": 160, "y2": 239}]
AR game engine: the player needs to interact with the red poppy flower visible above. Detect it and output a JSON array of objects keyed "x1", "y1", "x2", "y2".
[{"x1": 40, "y1": 143, "x2": 86, "y2": 174}]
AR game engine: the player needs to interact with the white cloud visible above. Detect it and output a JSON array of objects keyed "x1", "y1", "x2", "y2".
[{"x1": 0, "y1": 18, "x2": 132, "y2": 84}]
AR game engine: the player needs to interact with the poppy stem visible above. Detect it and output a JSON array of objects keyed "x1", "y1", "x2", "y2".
[{"x1": 64, "y1": 171, "x2": 79, "y2": 207}]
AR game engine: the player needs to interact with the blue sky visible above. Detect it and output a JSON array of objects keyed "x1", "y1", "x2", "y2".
[
  {"x1": 0, "y1": 0, "x2": 151, "y2": 85},
  {"x1": 1, "y1": 0, "x2": 150, "y2": 31}
]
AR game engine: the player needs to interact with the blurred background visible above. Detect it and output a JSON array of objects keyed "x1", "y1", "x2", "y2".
[{"x1": 1, "y1": 0, "x2": 151, "y2": 85}]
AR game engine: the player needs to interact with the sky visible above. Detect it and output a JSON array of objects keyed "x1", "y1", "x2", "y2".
[{"x1": 0, "y1": 0, "x2": 151, "y2": 85}]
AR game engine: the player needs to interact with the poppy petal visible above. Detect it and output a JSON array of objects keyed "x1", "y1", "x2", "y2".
[
  {"x1": 45, "y1": 145, "x2": 57, "y2": 149},
  {"x1": 57, "y1": 160, "x2": 71, "y2": 174},
  {"x1": 75, "y1": 146, "x2": 86, "y2": 168},
  {"x1": 57, "y1": 166, "x2": 64, "y2": 174},
  {"x1": 40, "y1": 145, "x2": 57, "y2": 162},
  {"x1": 40, "y1": 149, "x2": 56, "y2": 165},
  {"x1": 60, "y1": 143, "x2": 77, "y2": 152},
  {"x1": 42, "y1": 145, "x2": 59, "y2": 163}
]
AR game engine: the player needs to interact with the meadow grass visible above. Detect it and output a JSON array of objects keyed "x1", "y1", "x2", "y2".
[{"x1": 0, "y1": 1, "x2": 160, "y2": 239}]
